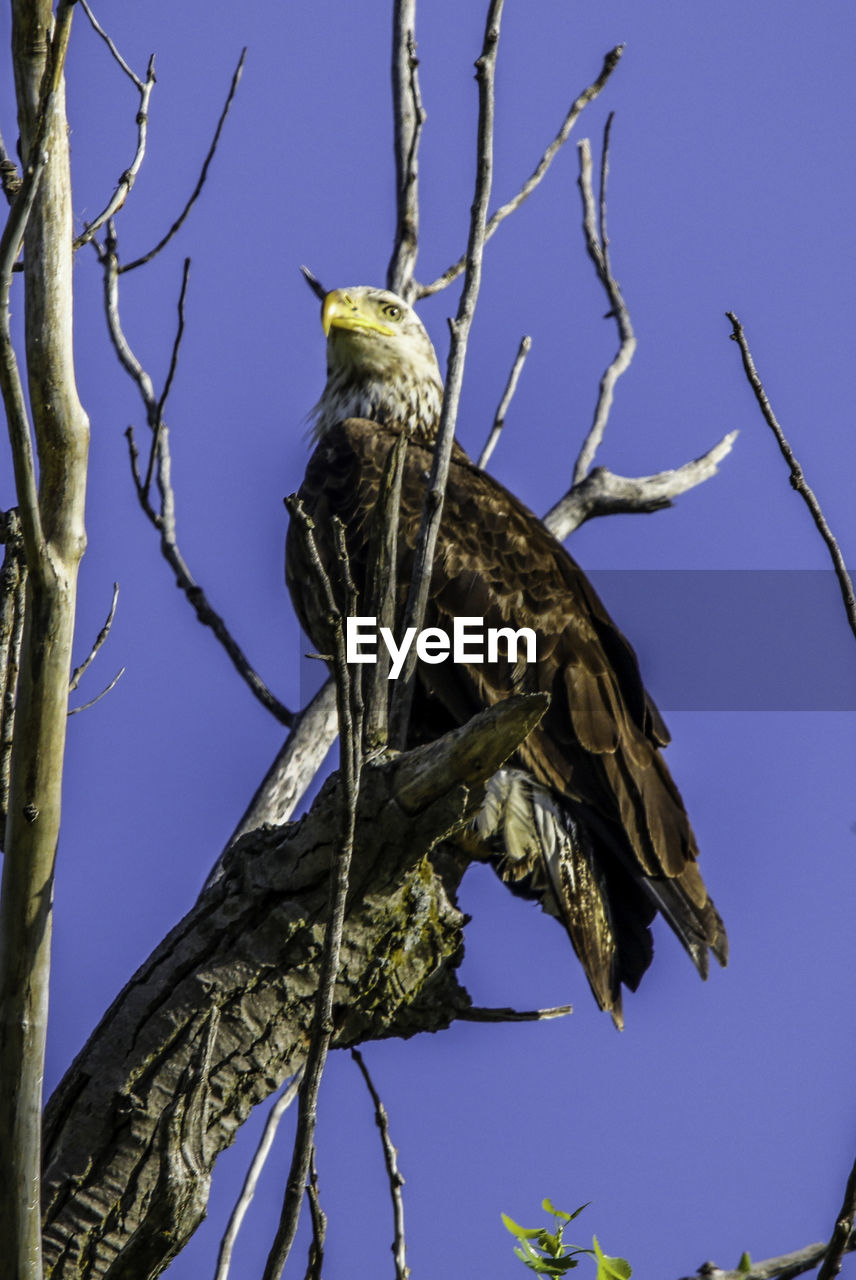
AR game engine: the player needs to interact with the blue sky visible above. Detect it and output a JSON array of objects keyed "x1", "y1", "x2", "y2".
[{"x1": 2, "y1": 2, "x2": 855, "y2": 1277}]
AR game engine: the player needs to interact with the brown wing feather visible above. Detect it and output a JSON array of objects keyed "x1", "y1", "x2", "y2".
[{"x1": 286, "y1": 418, "x2": 727, "y2": 1016}]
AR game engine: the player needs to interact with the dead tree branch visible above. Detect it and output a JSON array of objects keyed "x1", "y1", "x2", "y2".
[
  {"x1": 69, "y1": 581, "x2": 119, "y2": 693},
  {"x1": 94, "y1": 227, "x2": 294, "y2": 725},
  {"x1": 727, "y1": 311, "x2": 856, "y2": 643},
  {"x1": 817, "y1": 1155, "x2": 856, "y2": 1280},
  {"x1": 304, "y1": 1149, "x2": 327, "y2": 1280},
  {"x1": 74, "y1": 2, "x2": 156, "y2": 250},
  {"x1": 572, "y1": 119, "x2": 636, "y2": 484},
  {"x1": 544, "y1": 432, "x2": 738, "y2": 541},
  {"x1": 352, "y1": 1050, "x2": 409, "y2": 1280},
  {"x1": 478, "y1": 333, "x2": 531, "y2": 469},
  {"x1": 120, "y1": 48, "x2": 247, "y2": 272},
  {"x1": 214, "y1": 1069, "x2": 304, "y2": 1280},
  {"x1": 387, "y1": 0, "x2": 426, "y2": 302},
  {"x1": 389, "y1": 0, "x2": 505, "y2": 747},
  {"x1": 417, "y1": 44, "x2": 624, "y2": 299},
  {"x1": 679, "y1": 1230, "x2": 856, "y2": 1280},
  {"x1": 41, "y1": 693, "x2": 548, "y2": 1278},
  {"x1": 263, "y1": 508, "x2": 364, "y2": 1280}
]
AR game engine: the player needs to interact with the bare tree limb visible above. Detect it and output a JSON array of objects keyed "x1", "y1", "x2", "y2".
[
  {"x1": 214, "y1": 1069, "x2": 304, "y2": 1280},
  {"x1": 73, "y1": 3, "x2": 156, "y2": 250},
  {"x1": 363, "y1": 432, "x2": 409, "y2": 751},
  {"x1": 119, "y1": 48, "x2": 247, "y2": 272},
  {"x1": 727, "y1": 311, "x2": 856, "y2": 643},
  {"x1": 263, "y1": 505, "x2": 364, "y2": 1280},
  {"x1": 679, "y1": 1230, "x2": 856, "y2": 1280},
  {"x1": 416, "y1": 44, "x2": 624, "y2": 299},
  {"x1": 457, "y1": 1003, "x2": 573, "y2": 1023},
  {"x1": 817, "y1": 1155, "x2": 856, "y2": 1280},
  {"x1": 572, "y1": 119, "x2": 636, "y2": 484},
  {"x1": 352, "y1": 1049, "x2": 409, "y2": 1280},
  {"x1": 389, "y1": 0, "x2": 505, "y2": 747},
  {"x1": 478, "y1": 333, "x2": 531, "y2": 469},
  {"x1": 69, "y1": 581, "x2": 119, "y2": 693},
  {"x1": 304, "y1": 1149, "x2": 327, "y2": 1280},
  {"x1": 300, "y1": 264, "x2": 327, "y2": 301},
  {"x1": 94, "y1": 226, "x2": 294, "y2": 725},
  {"x1": 67, "y1": 666, "x2": 126, "y2": 716},
  {"x1": 387, "y1": 0, "x2": 426, "y2": 302},
  {"x1": 544, "y1": 432, "x2": 739, "y2": 540}
]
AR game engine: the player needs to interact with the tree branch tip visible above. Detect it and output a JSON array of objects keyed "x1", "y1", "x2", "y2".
[{"x1": 300, "y1": 265, "x2": 326, "y2": 300}]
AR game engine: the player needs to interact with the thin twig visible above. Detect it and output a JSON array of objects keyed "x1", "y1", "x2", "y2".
[
  {"x1": 303, "y1": 1149, "x2": 327, "y2": 1280},
  {"x1": 817, "y1": 1155, "x2": 856, "y2": 1280},
  {"x1": 363, "y1": 433, "x2": 409, "y2": 751},
  {"x1": 263, "y1": 501, "x2": 363, "y2": 1280},
  {"x1": 727, "y1": 312, "x2": 856, "y2": 642},
  {"x1": 79, "y1": 0, "x2": 145, "y2": 87},
  {"x1": 352, "y1": 1050, "x2": 409, "y2": 1280},
  {"x1": 389, "y1": 0, "x2": 505, "y2": 748},
  {"x1": 572, "y1": 119, "x2": 636, "y2": 485},
  {"x1": 69, "y1": 582, "x2": 119, "y2": 693},
  {"x1": 300, "y1": 265, "x2": 327, "y2": 301},
  {"x1": 147, "y1": 256, "x2": 191, "y2": 492},
  {"x1": 95, "y1": 229, "x2": 293, "y2": 726},
  {"x1": 120, "y1": 49, "x2": 246, "y2": 273},
  {"x1": 73, "y1": 22, "x2": 156, "y2": 251},
  {"x1": 457, "y1": 1003, "x2": 573, "y2": 1023},
  {"x1": 67, "y1": 667, "x2": 125, "y2": 716},
  {"x1": 417, "y1": 44, "x2": 624, "y2": 299},
  {"x1": 214, "y1": 1069, "x2": 304, "y2": 1280},
  {"x1": 387, "y1": 0, "x2": 426, "y2": 302},
  {"x1": 478, "y1": 333, "x2": 531, "y2": 469}
]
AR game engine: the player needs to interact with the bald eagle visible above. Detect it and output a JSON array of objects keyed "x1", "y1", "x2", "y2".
[{"x1": 286, "y1": 285, "x2": 726, "y2": 1027}]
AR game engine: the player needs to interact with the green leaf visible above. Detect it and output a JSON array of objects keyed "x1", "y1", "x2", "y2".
[
  {"x1": 503, "y1": 1213, "x2": 546, "y2": 1241},
  {"x1": 737, "y1": 1252, "x2": 753, "y2": 1274},
  {"x1": 592, "y1": 1235, "x2": 632, "y2": 1280}
]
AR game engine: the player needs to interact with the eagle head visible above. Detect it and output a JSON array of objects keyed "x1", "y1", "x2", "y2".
[{"x1": 310, "y1": 286, "x2": 444, "y2": 441}]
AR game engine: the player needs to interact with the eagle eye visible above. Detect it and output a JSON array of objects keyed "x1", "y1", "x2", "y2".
[{"x1": 381, "y1": 303, "x2": 401, "y2": 321}]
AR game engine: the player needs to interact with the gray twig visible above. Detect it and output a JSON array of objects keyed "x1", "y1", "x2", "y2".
[
  {"x1": 387, "y1": 0, "x2": 426, "y2": 302},
  {"x1": 67, "y1": 667, "x2": 125, "y2": 716},
  {"x1": 263, "y1": 502, "x2": 363, "y2": 1280},
  {"x1": 74, "y1": 3, "x2": 156, "y2": 250},
  {"x1": 389, "y1": 0, "x2": 505, "y2": 748},
  {"x1": 363, "y1": 433, "x2": 409, "y2": 751},
  {"x1": 417, "y1": 44, "x2": 624, "y2": 299},
  {"x1": 727, "y1": 311, "x2": 856, "y2": 643},
  {"x1": 96, "y1": 227, "x2": 293, "y2": 726},
  {"x1": 69, "y1": 581, "x2": 119, "y2": 693},
  {"x1": 572, "y1": 117, "x2": 636, "y2": 485},
  {"x1": 303, "y1": 1149, "x2": 326, "y2": 1280},
  {"x1": 213, "y1": 1069, "x2": 304, "y2": 1280},
  {"x1": 352, "y1": 1049, "x2": 409, "y2": 1280},
  {"x1": 457, "y1": 1003, "x2": 573, "y2": 1023},
  {"x1": 119, "y1": 49, "x2": 246, "y2": 273},
  {"x1": 478, "y1": 333, "x2": 531, "y2": 469},
  {"x1": 299, "y1": 265, "x2": 327, "y2": 301}
]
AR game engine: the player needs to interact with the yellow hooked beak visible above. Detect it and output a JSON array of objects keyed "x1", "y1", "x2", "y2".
[{"x1": 321, "y1": 290, "x2": 397, "y2": 339}]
